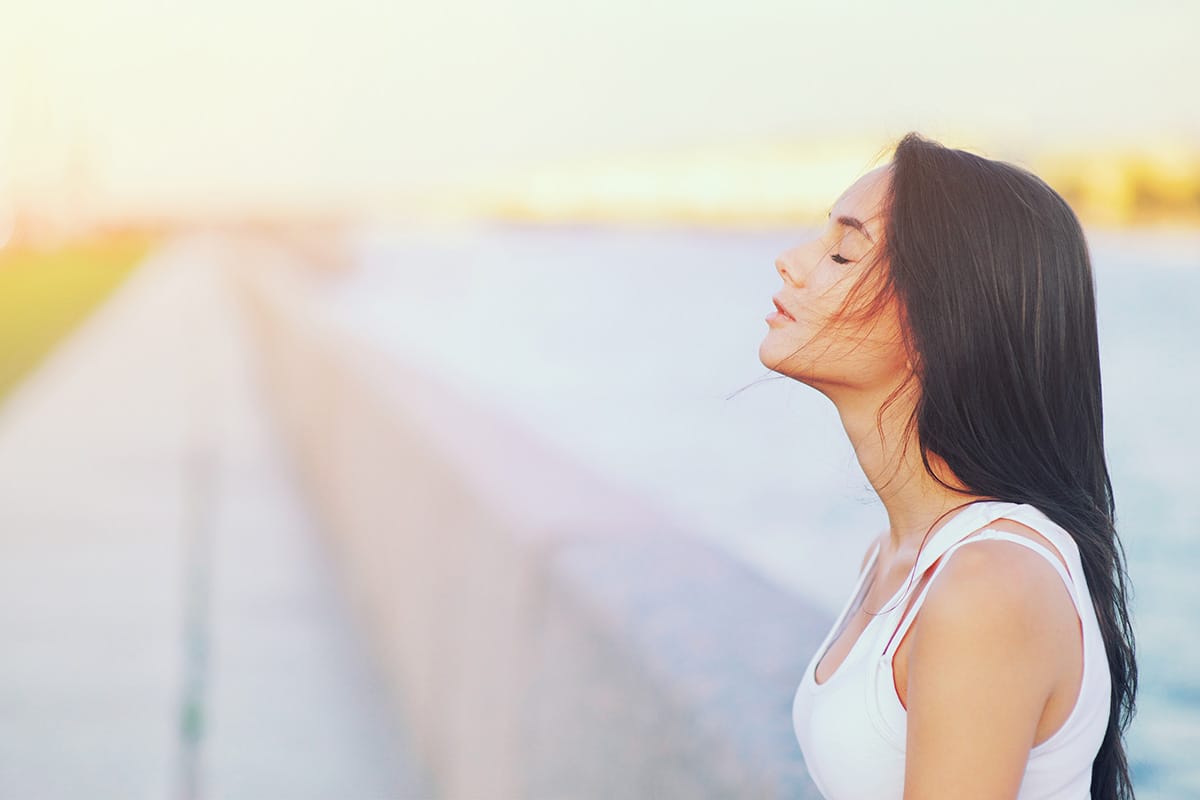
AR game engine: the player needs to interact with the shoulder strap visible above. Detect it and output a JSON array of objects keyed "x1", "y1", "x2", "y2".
[
  {"x1": 881, "y1": 527, "x2": 1079, "y2": 659},
  {"x1": 966, "y1": 531, "x2": 1077, "y2": 602},
  {"x1": 861, "y1": 540, "x2": 882, "y2": 578}
]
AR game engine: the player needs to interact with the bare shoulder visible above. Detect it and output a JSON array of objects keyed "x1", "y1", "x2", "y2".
[
  {"x1": 914, "y1": 535, "x2": 1074, "y2": 694},
  {"x1": 923, "y1": 540, "x2": 1060, "y2": 629},
  {"x1": 932, "y1": 520, "x2": 1080, "y2": 634}
]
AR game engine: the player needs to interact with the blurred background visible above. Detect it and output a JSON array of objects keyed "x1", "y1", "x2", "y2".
[{"x1": 0, "y1": 1, "x2": 1197, "y2": 798}]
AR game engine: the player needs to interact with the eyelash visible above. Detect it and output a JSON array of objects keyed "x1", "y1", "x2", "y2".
[{"x1": 830, "y1": 253, "x2": 851, "y2": 264}]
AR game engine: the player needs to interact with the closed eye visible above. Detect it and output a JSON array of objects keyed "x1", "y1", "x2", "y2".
[{"x1": 831, "y1": 253, "x2": 851, "y2": 264}]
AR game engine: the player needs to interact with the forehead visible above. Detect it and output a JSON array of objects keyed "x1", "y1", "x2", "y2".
[{"x1": 831, "y1": 163, "x2": 891, "y2": 217}]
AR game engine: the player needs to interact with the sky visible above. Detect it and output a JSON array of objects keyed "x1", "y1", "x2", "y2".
[{"x1": 1, "y1": 0, "x2": 1196, "y2": 220}]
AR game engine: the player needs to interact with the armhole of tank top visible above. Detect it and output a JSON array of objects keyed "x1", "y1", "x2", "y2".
[{"x1": 952, "y1": 529, "x2": 1093, "y2": 756}]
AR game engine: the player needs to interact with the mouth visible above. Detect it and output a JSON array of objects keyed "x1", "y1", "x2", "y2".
[{"x1": 772, "y1": 297, "x2": 796, "y2": 322}]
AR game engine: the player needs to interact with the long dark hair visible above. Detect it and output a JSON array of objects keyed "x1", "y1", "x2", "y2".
[{"x1": 768, "y1": 132, "x2": 1138, "y2": 798}]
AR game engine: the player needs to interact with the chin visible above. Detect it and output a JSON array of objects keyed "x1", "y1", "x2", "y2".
[
  {"x1": 758, "y1": 340, "x2": 802, "y2": 379},
  {"x1": 757, "y1": 338, "x2": 783, "y2": 372},
  {"x1": 758, "y1": 345, "x2": 838, "y2": 394}
]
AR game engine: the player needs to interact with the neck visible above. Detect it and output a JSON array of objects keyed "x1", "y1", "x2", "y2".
[{"x1": 830, "y1": 382, "x2": 985, "y2": 559}]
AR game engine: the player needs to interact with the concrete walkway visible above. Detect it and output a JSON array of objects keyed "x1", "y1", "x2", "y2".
[{"x1": 0, "y1": 234, "x2": 434, "y2": 799}]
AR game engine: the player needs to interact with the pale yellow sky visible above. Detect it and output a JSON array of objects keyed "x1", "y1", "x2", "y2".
[{"x1": 2, "y1": 0, "x2": 1196, "y2": 221}]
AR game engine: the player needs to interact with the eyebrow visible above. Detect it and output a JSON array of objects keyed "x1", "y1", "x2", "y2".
[{"x1": 826, "y1": 209, "x2": 874, "y2": 243}]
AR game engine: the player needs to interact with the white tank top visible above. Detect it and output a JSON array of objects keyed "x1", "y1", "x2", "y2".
[{"x1": 792, "y1": 501, "x2": 1111, "y2": 799}]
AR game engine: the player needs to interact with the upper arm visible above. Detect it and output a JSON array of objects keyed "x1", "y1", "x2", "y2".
[{"x1": 902, "y1": 543, "x2": 1059, "y2": 800}]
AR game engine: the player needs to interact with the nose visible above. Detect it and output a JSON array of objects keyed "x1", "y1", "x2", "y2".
[{"x1": 775, "y1": 254, "x2": 801, "y2": 287}]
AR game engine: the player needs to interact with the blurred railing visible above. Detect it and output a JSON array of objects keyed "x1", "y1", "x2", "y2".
[{"x1": 226, "y1": 237, "x2": 829, "y2": 800}]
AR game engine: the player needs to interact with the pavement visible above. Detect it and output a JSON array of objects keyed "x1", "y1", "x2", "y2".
[{"x1": 0, "y1": 233, "x2": 435, "y2": 800}]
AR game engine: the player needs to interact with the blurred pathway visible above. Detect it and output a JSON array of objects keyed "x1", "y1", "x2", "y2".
[{"x1": 0, "y1": 234, "x2": 433, "y2": 799}]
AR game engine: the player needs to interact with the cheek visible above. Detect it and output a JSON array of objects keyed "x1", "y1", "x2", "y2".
[
  {"x1": 859, "y1": 308, "x2": 910, "y2": 371},
  {"x1": 809, "y1": 260, "x2": 847, "y2": 293},
  {"x1": 787, "y1": 267, "x2": 848, "y2": 324},
  {"x1": 828, "y1": 291, "x2": 909, "y2": 367}
]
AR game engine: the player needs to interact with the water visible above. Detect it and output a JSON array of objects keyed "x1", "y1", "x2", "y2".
[{"x1": 327, "y1": 220, "x2": 1200, "y2": 796}]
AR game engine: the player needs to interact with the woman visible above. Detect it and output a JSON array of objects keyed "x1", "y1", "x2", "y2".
[{"x1": 766, "y1": 132, "x2": 1137, "y2": 799}]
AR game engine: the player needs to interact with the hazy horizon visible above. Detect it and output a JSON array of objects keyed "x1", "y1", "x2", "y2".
[{"x1": 2, "y1": 0, "x2": 1197, "y2": 221}]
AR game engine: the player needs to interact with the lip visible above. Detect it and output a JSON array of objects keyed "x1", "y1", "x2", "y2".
[{"x1": 771, "y1": 296, "x2": 797, "y2": 322}]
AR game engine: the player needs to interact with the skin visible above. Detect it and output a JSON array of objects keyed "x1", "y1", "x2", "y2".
[{"x1": 763, "y1": 163, "x2": 1086, "y2": 798}]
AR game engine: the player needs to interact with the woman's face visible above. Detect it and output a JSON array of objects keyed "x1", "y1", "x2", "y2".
[{"x1": 759, "y1": 163, "x2": 909, "y2": 395}]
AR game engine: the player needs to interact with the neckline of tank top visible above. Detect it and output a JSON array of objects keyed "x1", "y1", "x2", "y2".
[{"x1": 807, "y1": 499, "x2": 1038, "y2": 692}]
